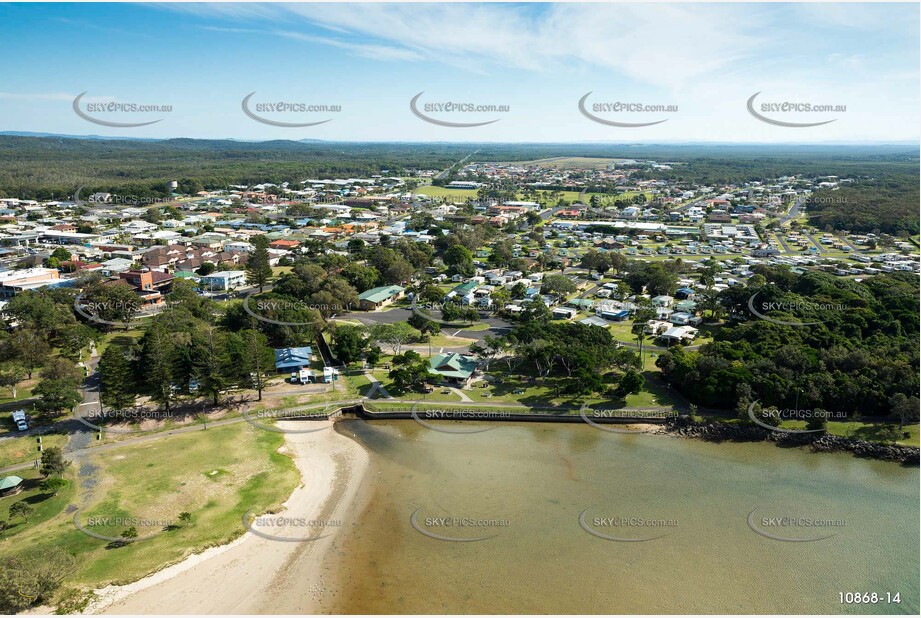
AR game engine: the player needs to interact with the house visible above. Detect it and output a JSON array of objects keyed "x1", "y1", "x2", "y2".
[
  {"x1": 199, "y1": 270, "x2": 247, "y2": 292},
  {"x1": 429, "y1": 352, "x2": 478, "y2": 385},
  {"x1": 269, "y1": 239, "x2": 300, "y2": 251},
  {"x1": 357, "y1": 285, "x2": 404, "y2": 310},
  {"x1": 0, "y1": 268, "x2": 63, "y2": 298},
  {"x1": 100, "y1": 257, "x2": 135, "y2": 276},
  {"x1": 651, "y1": 295, "x2": 674, "y2": 308},
  {"x1": 644, "y1": 320, "x2": 671, "y2": 335},
  {"x1": 659, "y1": 326, "x2": 698, "y2": 345},
  {"x1": 274, "y1": 347, "x2": 314, "y2": 372},
  {"x1": 675, "y1": 287, "x2": 696, "y2": 300},
  {"x1": 0, "y1": 475, "x2": 24, "y2": 497},
  {"x1": 552, "y1": 306, "x2": 578, "y2": 320}
]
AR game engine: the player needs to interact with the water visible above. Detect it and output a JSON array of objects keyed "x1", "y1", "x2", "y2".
[{"x1": 316, "y1": 420, "x2": 919, "y2": 614}]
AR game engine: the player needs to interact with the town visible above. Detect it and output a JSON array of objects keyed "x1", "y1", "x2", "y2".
[{"x1": 0, "y1": 148, "x2": 918, "y2": 614}]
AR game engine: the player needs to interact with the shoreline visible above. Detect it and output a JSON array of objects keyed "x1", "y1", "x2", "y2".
[{"x1": 86, "y1": 419, "x2": 370, "y2": 615}]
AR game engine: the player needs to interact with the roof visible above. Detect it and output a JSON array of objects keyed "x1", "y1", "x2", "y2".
[
  {"x1": 661, "y1": 326, "x2": 698, "y2": 340},
  {"x1": 429, "y1": 353, "x2": 478, "y2": 380},
  {"x1": 0, "y1": 476, "x2": 23, "y2": 491},
  {"x1": 274, "y1": 347, "x2": 314, "y2": 369},
  {"x1": 451, "y1": 281, "x2": 478, "y2": 295},
  {"x1": 358, "y1": 285, "x2": 404, "y2": 304}
]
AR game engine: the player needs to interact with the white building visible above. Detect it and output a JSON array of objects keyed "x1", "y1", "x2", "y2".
[{"x1": 199, "y1": 270, "x2": 247, "y2": 292}]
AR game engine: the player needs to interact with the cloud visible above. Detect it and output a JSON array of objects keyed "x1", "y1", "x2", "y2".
[{"x1": 165, "y1": 3, "x2": 766, "y2": 86}]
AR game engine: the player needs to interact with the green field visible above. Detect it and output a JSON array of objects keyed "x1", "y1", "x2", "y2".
[
  {"x1": 0, "y1": 423, "x2": 299, "y2": 594},
  {"x1": 0, "y1": 433, "x2": 69, "y2": 468}
]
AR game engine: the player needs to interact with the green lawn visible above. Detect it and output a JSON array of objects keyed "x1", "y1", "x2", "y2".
[
  {"x1": 778, "y1": 419, "x2": 920, "y2": 447},
  {"x1": 0, "y1": 423, "x2": 300, "y2": 594},
  {"x1": 0, "y1": 433, "x2": 69, "y2": 468},
  {"x1": 0, "y1": 469, "x2": 77, "y2": 539}
]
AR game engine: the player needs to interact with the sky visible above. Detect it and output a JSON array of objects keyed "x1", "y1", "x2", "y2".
[{"x1": 0, "y1": 2, "x2": 918, "y2": 143}]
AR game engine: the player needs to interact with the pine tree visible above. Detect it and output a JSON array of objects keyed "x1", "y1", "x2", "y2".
[
  {"x1": 98, "y1": 345, "x2": 136, "y2": 411},
  {"x1": 246, "y1": 235, "x2": 273, "y2": 293}
]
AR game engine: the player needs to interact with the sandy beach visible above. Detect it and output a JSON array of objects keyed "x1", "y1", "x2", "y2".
[{"x1": 87, "y1": 420, "x2": 369, "y2": 615}]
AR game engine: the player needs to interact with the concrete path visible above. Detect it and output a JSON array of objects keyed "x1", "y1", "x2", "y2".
[
  {"x1": 363, "y1": 373, "x2": 393, "y2": 399},
  {"x1": 449, "y1": 387, "x2": 473, "y2": 403}
]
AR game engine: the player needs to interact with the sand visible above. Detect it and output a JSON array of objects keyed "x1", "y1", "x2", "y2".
[{"x1": 87, "y1": 420, "x2": 369, "y2": 615}]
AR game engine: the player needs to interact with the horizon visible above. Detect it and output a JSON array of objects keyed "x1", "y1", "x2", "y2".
[{"x1": 2, "y1": 131, "x2": 919, "y2": 148}]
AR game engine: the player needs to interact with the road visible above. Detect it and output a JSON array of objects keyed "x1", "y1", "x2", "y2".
[
  {"x1": 435, "y1": 149, "x2": 479, "y2": 180},
  {"x1": 777, "y1": 198, "x2": 805, "y2": 226},
  {"x1": 336, "y1": 307, "x2": 513, "y2": 342}
]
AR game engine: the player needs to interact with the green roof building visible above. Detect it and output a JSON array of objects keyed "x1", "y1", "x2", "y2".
[
  {"x1": 429, "y1": 353, "x2": 479, "y2": 384},
  {"x1": 358, "y1": 285, "x2": 405, "y2": 310},
  {"x1": 0, "y1": 475, "x2": 23, "y2": 497}
]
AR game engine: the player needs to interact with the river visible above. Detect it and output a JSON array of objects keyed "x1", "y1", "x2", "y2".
[{"x1": 313, "y1": 420, "x2": 919, "y2": 614}]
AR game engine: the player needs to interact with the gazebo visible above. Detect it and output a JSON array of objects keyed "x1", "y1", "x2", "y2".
[{"x1": 0, "y1": 475, "x2": 24, "y2": 497}]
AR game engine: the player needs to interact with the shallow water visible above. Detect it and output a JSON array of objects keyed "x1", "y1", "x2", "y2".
[{"x1": 315, "y1": 420, "x2": 919, "y2": 614}]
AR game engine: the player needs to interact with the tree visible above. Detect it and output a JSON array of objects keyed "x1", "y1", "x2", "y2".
[
  {"x1": 178, "y1": 511, "x2": 192, "y2": 526},
  {"x1": 196, "y1": 262, "x2": 216, "y2": 276},
  {"x1": 121, "y1": 527, "x2": 139, "y2": 541},
  {"x1": 57, "y1": 323, "x2": 96, "y2": 361},
  {"x1": 33, "y1": 359, "x2": 83, "y2": 418},
  {"x1": 890, "y1": 393, "x2": 920, "y2": 429},
  {"x1": 407, "y1": 312, "x2": 440, "y2": 336},
  {"x1": 630, "y1": 298, "x2": 656, "y2": 367},
  {"x1": 142, "y1": 323, "x2": 177, "y2": 414},
  {"x1": 7, "y1": 329, "x2": 50, "y2": 379},
  {"x1": 388, "y1": 351, "x2": 436, "y2": 393},
  {"x1": 238, "y1": 330, "x2": 275, "y2": 401},
  {"x1": 245, "y1": 235, "x2": 273, "y2": 293},
  {"x1": 0, "y1": 547, "x2": 76, "y2": 613},
  {"x1": 541, "y1": 274, "x2": 577, "y2": 301},
  {"x1": 193, "y1": 326, "x2": 231, "y2": 406},
  {"x1": 0, "y1": 362, "x2": 26, "y2": 399},
  {"x1": 80, "y1": 280, "x2": 142, "y2": 325},
  {"x1": 443, "y1": 244, "x2": 474, "y2": 277},
  {"x1": 369, "y1": 322, "x2": 417, "y2": 355},
  {"x1": 332, "y1": 326, "x2": 369, "y2": 365},
  {"x1": 40, "y1": 447, "x2": 71, "y2": 477},
  {"x1": 617, "y1": 370, "x2": 645, "y2": 397},
  {"x1": 39, "y1": 477, "x2": 68, "y2": 495},
  {"x1": 98, "y1": 345, "x2": 136, "y2": 411},
  {"x1": 9, "y1": 501, "x2": 34, "y2": 523}
]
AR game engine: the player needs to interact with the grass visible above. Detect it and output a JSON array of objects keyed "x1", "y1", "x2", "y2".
[
  {"x1": 0, "y1": 433, "x2": 69, "y2": 468},
  {"x1": 0, "y1": 470, "x2": 78, "y2": 538},
  {"x1": 778, "y1": 420, "x2": 920, "y2": 447},
  {"x1": 0, "y1": 423, "x2": 300, "y2": 592}
]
